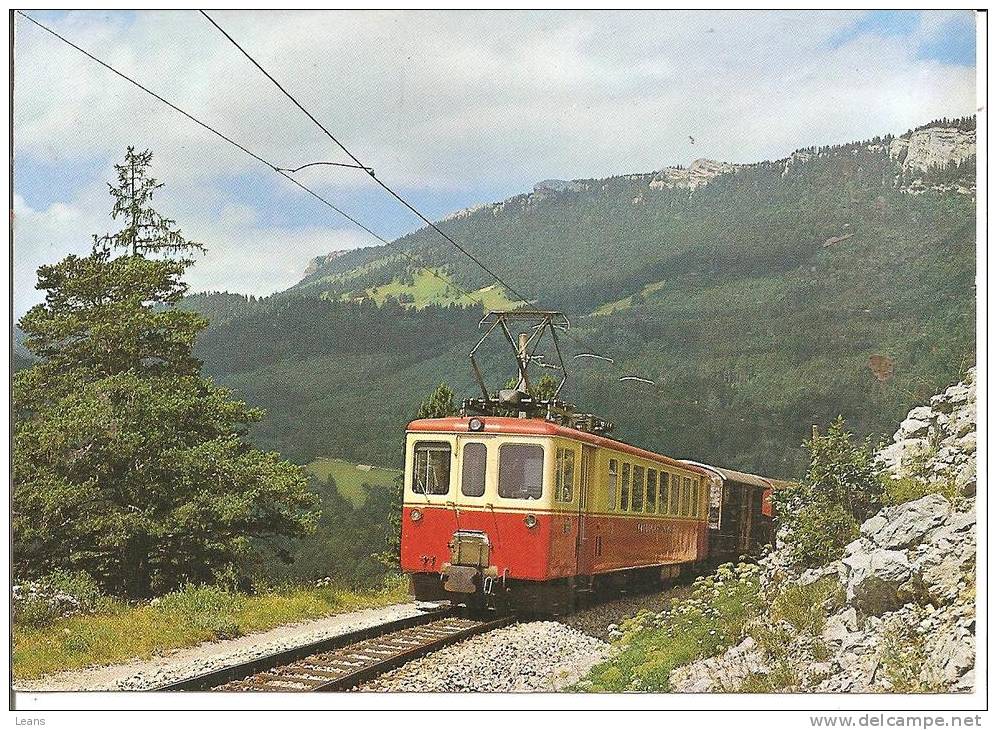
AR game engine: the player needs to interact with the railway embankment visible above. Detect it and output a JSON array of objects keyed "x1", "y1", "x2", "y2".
[
  {"x1": 13, "y1": 594, "x2": 420, "y2": 692},
  {"x1": 584, "y1": 368, "x2": 977, "y2": 693}
]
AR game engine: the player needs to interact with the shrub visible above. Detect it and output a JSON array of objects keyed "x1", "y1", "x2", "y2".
[
  {"x1": 13, "y1": 570, "x2": 106, "y2": 628},
  {"x1": 775, "y1": 418, "x2": 883, "y2": 569},
  {"x1": 780, "y1": 503, "x2": 859, "y2": 569}
]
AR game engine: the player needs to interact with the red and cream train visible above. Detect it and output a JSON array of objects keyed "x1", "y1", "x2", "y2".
[{"x1": 400, "y1": 414, "x2": 778, "y2": 613}]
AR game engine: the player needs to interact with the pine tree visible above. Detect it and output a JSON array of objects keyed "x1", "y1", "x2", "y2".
[
  {"x1": 417, "y1": 383, "x2": 459, "y2": 419},
  {"x1": 13, "y1": 149, "x2": 318, "y2": 596},
  {"x1": 94, "y1": 147, "x2": 204, "y2": 258}
]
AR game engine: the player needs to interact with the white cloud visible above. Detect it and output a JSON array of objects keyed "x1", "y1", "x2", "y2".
[
  {"x1": 12, "y1": 9, "x2": 978, "y2": 314},
  {"x1": 12, "y1": 185, "x2": 370, "y2": 315}
]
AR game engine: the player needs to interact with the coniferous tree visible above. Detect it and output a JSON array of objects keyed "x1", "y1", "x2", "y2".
[
  {"x1": 416, "y1": 383, "x2": 459, "y2": 419},
  {"x1": 94, "y1": 147, "x2": 204, "y2": 258},
  {"x1": 13, "y1": 149, "x2": 318, "y2": 596}
]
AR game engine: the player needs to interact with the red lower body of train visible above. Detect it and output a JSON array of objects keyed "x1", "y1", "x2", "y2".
[{"x1": 400, "y1": 417, "x2": 774, "y2": 613}]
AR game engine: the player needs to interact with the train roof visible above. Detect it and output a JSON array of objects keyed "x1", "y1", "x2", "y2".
[
  {"x1": 407, "y1": 416, "x2": 711, "y2": 477},
  {"x1": 679, "y1": 460, "x2": 781, "y2": 490}
]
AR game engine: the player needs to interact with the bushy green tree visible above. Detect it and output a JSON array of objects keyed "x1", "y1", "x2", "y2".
[
  {"x1": 13, "y1": 149, "x2": 318, "y2": 596},
  {"x1": 774, "y1": 417, "x2": 884, "y2": 568},
  {"x1": 416, "y1": 382, "x2": 459, "y2": 419}
]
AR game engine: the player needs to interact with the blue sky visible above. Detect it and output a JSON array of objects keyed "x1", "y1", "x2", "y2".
[
  {"x1": 13, "y1": 10, "x2": 978, "y2": 314},
  {"x1": 829, "y1": 10, "x2": 975, "y2": 65}
]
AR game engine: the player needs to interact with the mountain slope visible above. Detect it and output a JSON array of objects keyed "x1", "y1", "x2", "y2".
[{"x1": 187, "y1": 118, "x2": 975, "y2": 476}]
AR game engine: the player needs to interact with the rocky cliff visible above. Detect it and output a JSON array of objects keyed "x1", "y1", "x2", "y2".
[
  {"x1": 649, "y1": 158, "x2": 736, "y2": 191},
  {"x1": 890, "y1": 126, "x2": 976, "y2": 174},
  {"x1": 670, "y1": 369, "x2": 977, "y2": 693}
]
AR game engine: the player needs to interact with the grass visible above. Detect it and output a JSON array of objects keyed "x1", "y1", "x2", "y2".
[
  {"x1": 882, "y1": 475, "x2": 960, "y2": 507},
  {"x1": 769, "y1": 577, "x2": 844, "y2": 637},
  {"x1": 877, "y1": 612, "x2": 946, "y2": 693},
  {"x1": 579, "y1": 564, "x2": 764, "y2": 692},
  {"x1": 13, "y1": 577, "x2": 409, "y2": 681},
  {"x1": 591, "y1": 279, "x2": 668, "y2": 316},
  {"x1": 357, "y1": 269, "x2": 519, "y2": 311},
  {"x1": 736, "y1": 577, "x2": 844, "y2": 692},
  {"x1": 306, "y1": 457, "x2": 401, "y2": 507},
  {"x1": 472, "y1": 282, "x2": 521, "y2": 311}
]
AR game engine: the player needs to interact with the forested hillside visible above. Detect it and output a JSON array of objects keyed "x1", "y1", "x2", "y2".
[{"x1": 189, "y1": 118, "x2": 976, "y2": 477}]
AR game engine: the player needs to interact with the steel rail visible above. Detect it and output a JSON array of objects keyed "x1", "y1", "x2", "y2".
[
  {"x1": 155, "y1": 607, "x2": 451, "y2": 692},
  {"x1": 155, "y1": 609, "x2": 513, "y2": 692}
]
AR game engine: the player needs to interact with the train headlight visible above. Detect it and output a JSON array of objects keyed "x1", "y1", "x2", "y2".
[
  {"x1": 411, "y1": 509, "x2": 423, "y2": 522},
  {"x1": 524, "y1": 514, "x2": 537, "y2": 529},
  {"x1": 468, "y1": 417, "x2": 485, "y2": 432}
]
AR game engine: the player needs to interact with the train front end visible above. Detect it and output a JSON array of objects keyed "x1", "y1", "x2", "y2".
[{"x1": 399, "y1": 416, "x2": 576, "y2": 612}]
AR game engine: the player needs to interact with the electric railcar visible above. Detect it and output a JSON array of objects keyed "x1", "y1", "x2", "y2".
[{"x1": 400, "y1": 415, "x2": 776, "y2": 613}]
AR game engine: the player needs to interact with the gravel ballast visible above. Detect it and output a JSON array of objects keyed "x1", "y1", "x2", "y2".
[
  {"x1": 360, "y1": 585, "x2": 692, "y2": 692},
  {"x1": 360, "y1": 621, "x2": 611, "y2": 692},
  {"x1": 16, "y1": 585, "x2": 691, "y2": 693}
]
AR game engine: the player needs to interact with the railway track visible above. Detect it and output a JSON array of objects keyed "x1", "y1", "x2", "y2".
[{"x1": 156, "y1": 609, "x2": 513, "y2": 692}]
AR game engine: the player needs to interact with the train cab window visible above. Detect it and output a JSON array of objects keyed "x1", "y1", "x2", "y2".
[
  {"x1": 647, "y1": 469, "x2": 657, "y2": 513},
  {"x1": 555, "y1": 447, "x2": 575, "y2": 503},
  {"x1": 682, "y1": 476, "x2": 693, "y2": 516},
  {"x1": 413, "y1": 441, "x2": 451, "y2": 495},
  {"x1": 632, "y1": 466, "x2": 645, "y2": 512},
  {"x1": 658, "y1": 471, "x2": 669, "y2": 514},
  {"x1": 670, "y1": 474, "x2": 681, "y2": 516},
  {"x1": 461, "y1": 442, "x2": 487, "y2": 497},
  {"x1": 608, "y1": 459, "x2": 619, "y2": 511},
  {"x1": 620, "y1": 463, "x2": 631, "y2": 511},
  {"x1": 498, "y1": 444, "x2": 544, "y2": 500},
  {"x1": 692, "y1": 478, "x2": 701, "y2": 517}
]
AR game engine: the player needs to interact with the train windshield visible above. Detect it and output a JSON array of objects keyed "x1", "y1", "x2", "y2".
[
  {"x1": 412, "y1": 441, "x2": 451, "y2": 495},
  {"x1": 498, "y1": 444, "x2": 544, "y2": 500}
]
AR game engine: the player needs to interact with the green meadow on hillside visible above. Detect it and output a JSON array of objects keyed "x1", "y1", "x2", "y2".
[{"x1": 306, "y1": 457, "x2": 402, "y2": 507}]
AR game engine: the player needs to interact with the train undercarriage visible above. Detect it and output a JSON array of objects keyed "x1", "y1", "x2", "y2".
[{"x1": 409, "y1": 561, "x2": 701, "y2": 616}]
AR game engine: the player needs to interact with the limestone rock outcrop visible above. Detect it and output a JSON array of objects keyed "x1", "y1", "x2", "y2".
[{"x1": 669, "y1": 370, "x2": 977, "y2": 693}]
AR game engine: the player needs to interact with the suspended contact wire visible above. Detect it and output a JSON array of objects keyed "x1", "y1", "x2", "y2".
[{"x1": 15, "y1": 11, "x2": 481, "y2": 307}]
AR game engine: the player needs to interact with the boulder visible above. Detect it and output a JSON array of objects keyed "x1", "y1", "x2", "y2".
[
  {"x1": 822, "y1": 608, "x2": 861, "y2": 648},
  {"x1": 955, "y1": 458, "x2": 976, "y2": 496},
  {"x1": 918, "y1": 509, "x2": 976, "y2": 602},
  {"x1": 896, "y1": 407, "x2": 932, "y2": 439},
  {"x1": 862, "y1": 494, "x2": 951, "y2": 550},
  {"x1": 956, "y1": 432, "x2": 976, "y2": 454},
  {"x1": 925, "y1": 624, "x2": 975, "y2": 685},
  {"x1": 944, "y1": 383, "x2": 970, "y2": 407},
  {"x1": 878, "y1": 438, "x2": 928, "y2": 473},
  {"x1": 844, "y1": 548, "x2": 912, "y2": 615}
]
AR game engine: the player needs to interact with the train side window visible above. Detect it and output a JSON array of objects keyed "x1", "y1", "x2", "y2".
[
  {"x1": 498, "y1": 444, "x2": 544, "y2": 500},
  {"x1": 460, "y1": 442, "x2": 487, "y2": 497},
  {"x1": 692, "y1": 478, "x2": 701, "y2": 517},
  {"x1": 608, "y1": 459, "x2": 619, "y2": 511},
  {"x1": 647, "y1": 469, "x2": 657, "y2": 513},
  {"x1": 620, "y1": 463, "x2": 631, "y2": 511},
  {"x1": 682, "y1": 476, "x2": 693, "y2": 516},
  {"x1": 555, "y1": 447, "x2": 575, "y2": 503},
  {"x1": 670, "y1": 474, "x2": 681, "y2": 516},
  {"x1": 632, "y1": 466, "x2": 644, "y2": 512},
  {"x1": 658, "y1": 471, "x2": 670, "y2": 514},
  {"x1": 413, "y1": 441, "x2": 451, "y2": 495}
]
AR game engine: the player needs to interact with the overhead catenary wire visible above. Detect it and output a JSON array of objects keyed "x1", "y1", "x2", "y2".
[
  {"x1": 197, "y1": 10, "x2": 645, "y2": 381},
  {"x1": 20, "y1": 10, "x2": 639, "y2": 385},
  {"x1": 198, "y1": 9, "x2": 537, "y2": 311},
  {"x1": 14, "y1": 10, "x2": 482, "y2": 308}
]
